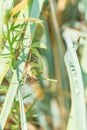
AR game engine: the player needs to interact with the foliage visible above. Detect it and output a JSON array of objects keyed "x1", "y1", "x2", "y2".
[{"x1": 0, "y1": 0, "x2": 87, "y2": 130}]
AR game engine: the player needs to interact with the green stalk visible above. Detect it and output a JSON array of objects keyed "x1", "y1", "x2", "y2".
[{"x1": 49, "y1": 0, "x2": 69, "y2": 108}]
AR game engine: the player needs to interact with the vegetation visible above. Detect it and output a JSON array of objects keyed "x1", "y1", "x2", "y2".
[{"x1": 0, "y1": 0, "x2": 87, "y2": 130}]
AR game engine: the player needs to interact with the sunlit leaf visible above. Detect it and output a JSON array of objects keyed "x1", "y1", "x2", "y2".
[{"x1": 31, "y1": 42, "x2": 47, "y2": 49}]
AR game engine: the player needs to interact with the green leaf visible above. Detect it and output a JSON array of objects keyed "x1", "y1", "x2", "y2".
[
  {"x1": 31, "y1": 47, "x2": 41, "y2": 58},
  {"x1": 63, "y1": 29, "x2": 87, "y2": 130},
  {"x1": 31, "y1": 42, "x2": 47, "y2": 49}
]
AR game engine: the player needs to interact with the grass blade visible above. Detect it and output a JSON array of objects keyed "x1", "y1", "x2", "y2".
[
  {"x1": 19, "y1": 89, "x2": 28, "y2": 130},
  {"x1": 63, "y1": 30, "x2": 87, "y2": 130},
  {"x1": 0, "y1": 0, "x2": 4, "y2": 53}
]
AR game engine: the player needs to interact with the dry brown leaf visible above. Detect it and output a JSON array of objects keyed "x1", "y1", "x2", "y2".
[{"x1": 11, "y1": 0, "x2": 29, "y2": 16}]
